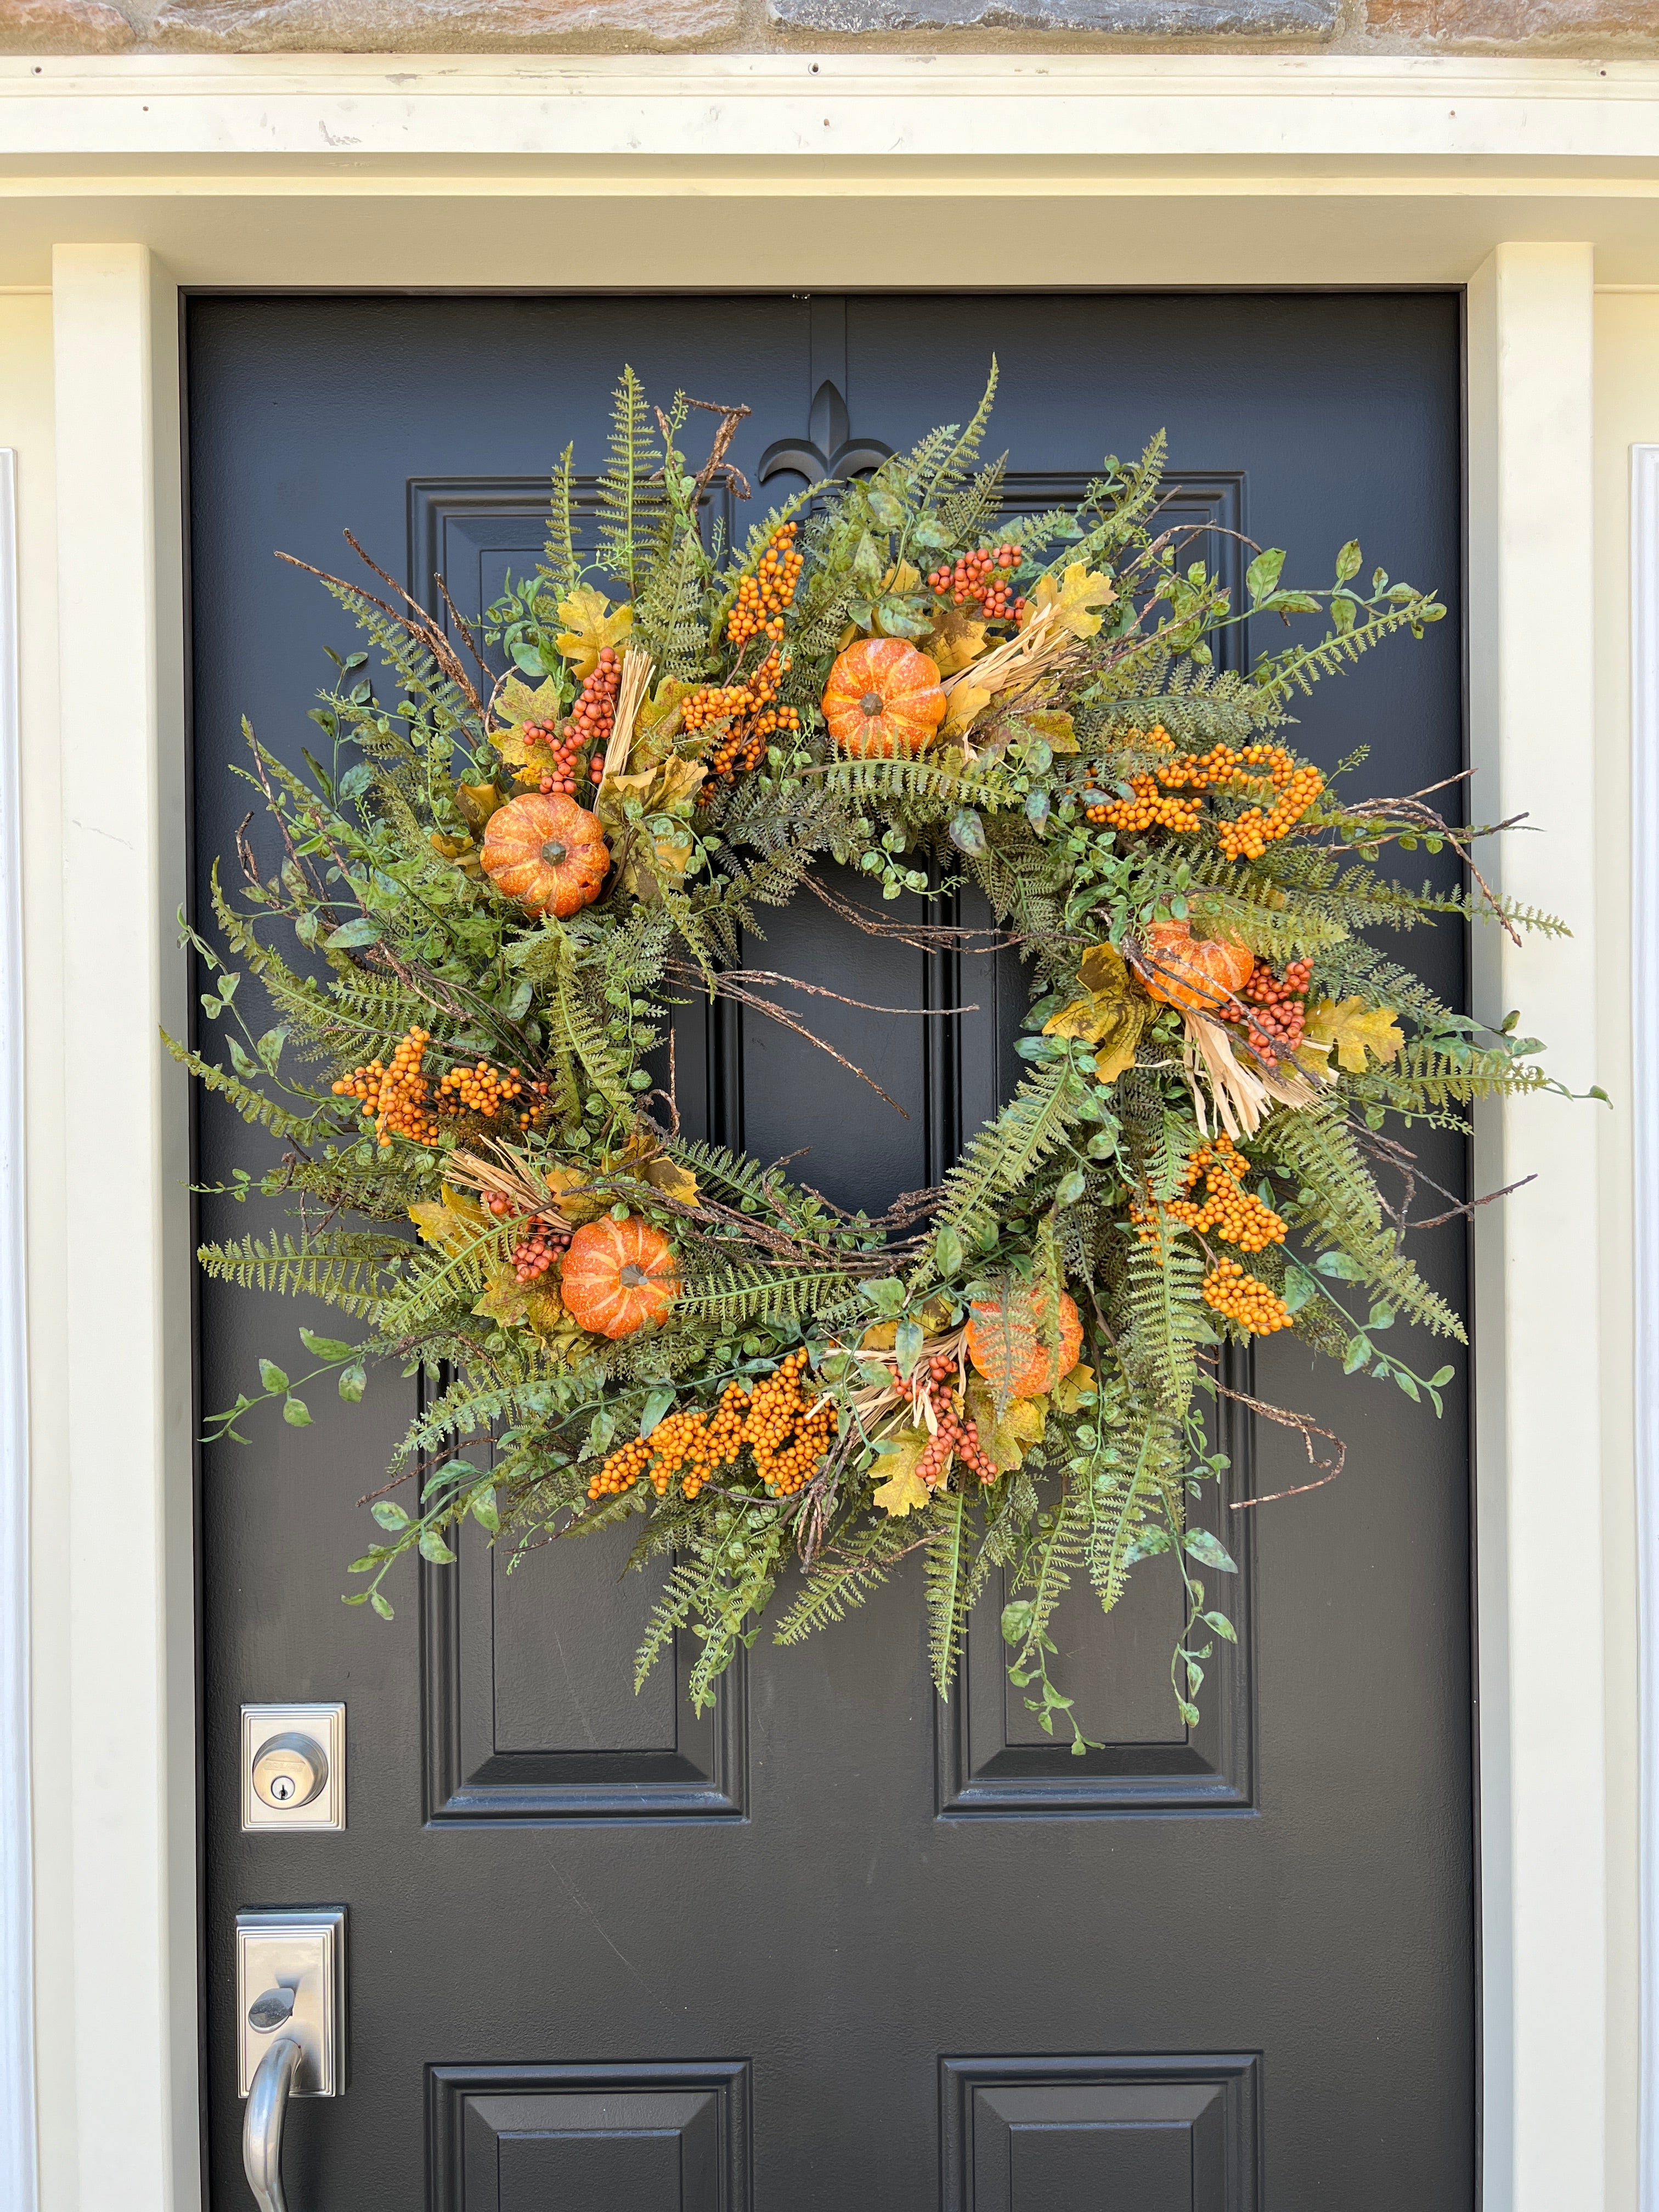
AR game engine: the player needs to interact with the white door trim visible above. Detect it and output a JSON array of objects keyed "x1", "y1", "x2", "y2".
[
  {"x1": 0, "y1": 449, "x2": 37, "y2": 2212},
  {"x1": 48, "y1": 245, "x2": 196, "y2": 2212},
  {"x1": 1633, "y1": 437, "x2": 1659, "y2": 2212}
]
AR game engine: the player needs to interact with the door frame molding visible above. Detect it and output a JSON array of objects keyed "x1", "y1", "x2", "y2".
[
  {"x1": 5, "y1": 62, "x2": 1640, "y2": 2211},
  {"x1": 0, "y1": 447, "x2": 37, "y2": 2212},
  {"x1": 1634, "y1": 437, "x2": 1659, "y2": 2212}
]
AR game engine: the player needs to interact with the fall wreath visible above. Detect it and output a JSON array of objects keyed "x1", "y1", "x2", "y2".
[{"x1": 176, "y1": 369, "x2": 1571, "y2": 1737}]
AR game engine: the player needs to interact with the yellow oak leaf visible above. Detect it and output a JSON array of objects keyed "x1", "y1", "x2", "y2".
[
  {"x1": 631, "y1": 676, "x2": 698, "y2": 770},
  {"x1": 923, "y1": 602, "x2": 990, "y2": 679},
  {"x1": 473, "y1": 1266, "x2": 569, "y2": 1341},
  {"x1": 872, "y1": 1431, "x2": 932, "y2": 1517},
  {"x1": 1029, "y1": 562, "x2": 1118, "y2": 641},
  {"x1": 1302, "y1": 996, "x2": 1405, "y2": 1075},
  {"x1": 555, "y1": 588, "x2": 633, "y2": 681},
  {"x1": 1043, "y1": 943, "x2": 1150, "y2": 1081},
  {"x1": 454, "y1": 781, "x2": 506, "y2": 836},
  {"x1": 941, "y1": 682, "x2": 994, "y2": 741},
  {"x1": 489, "y1": 675, "x2": 565, "y2": 769},
  {"x1": 644, "y1": 1155, "x2": 700, "y2": 1206},
  {"x1": 859, "y1": 1296, "x2": 951, "y2": 1356},
  {"x1": 430, "y1": 829, "x2": 482, "y2": 877},
  {"x1": 1052, "y1": 1360, "x2": 1096, "y2": 1417},
  {"x1": 1023, "y1": 709, "x2": 1080, "y2": 754},
  {"x1": 595, "y1": 758, "x2": 707, "y2": 902},
  {"x1": 543, "y1": 1163, "x2": 606, "y2": 1224},
  {"x1": 965, "y1": 1377, "x2": 1047, "y2": 1472},
  {"x1": 409, "y1": 1186, "x2": 488, "y2": 1255},
  {"x1": 878, "y1": 560, "x2": 924, "y2": 597}
]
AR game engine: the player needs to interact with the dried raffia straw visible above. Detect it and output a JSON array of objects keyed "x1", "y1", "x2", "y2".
[
  {"x1": 940, "y1": 600, "x2": 1076, "y2": 701},
  {"x1": 601, "y1": 646, "x2": 656, "y2": 781},
  {"x1": 444, "y1": 1142, "x2": 585, "y2": 1228},
  {"x1": 1180, "y1": 1009, "x2": 1318, "y2": 1142}
]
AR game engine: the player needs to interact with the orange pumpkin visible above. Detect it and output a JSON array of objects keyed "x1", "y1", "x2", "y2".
[
  {"x1": 559, "y1": 1216, "x2": 679, "y2": 1339},
  {"x1": 966, "y1": 1288, "x2": 1083, "y2": 1401},
  {"x1": 481, "y1": 792, "x2": 609, "y2": 919},
  {"x1": 822, "y1": 637, "x2": 947, "y2": 759},
  {"x1": 1136, "y1": 918, "x2": 1254, "y2": 1014}
]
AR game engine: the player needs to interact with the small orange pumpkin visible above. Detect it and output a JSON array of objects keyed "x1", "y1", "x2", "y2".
[
  {"x1": 1136, "y1": 918, "x2": 1254, "y2": 1014},
  {"x1": 966, "y1": 1288, "x2": 1083, "y2": 1401},
  {"x1": 481, "y1": 792, "x2": 609, "y2": 919},
  {"x1": 560, "y1": 1216, "x2": 679, "y2": 1339},
  {"x1": 822, "y1": 637, "x2": 947, "y2": 759}
]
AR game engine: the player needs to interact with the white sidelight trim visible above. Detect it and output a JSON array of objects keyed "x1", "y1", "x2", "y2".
[
  {"x1": 49, "y1": 246, "x2": 197, "y2": 2212},
  {"x1": 1468, "y1": 242, "x2": 1604, "y2": 2212},
  {"x1": 0, "y1": 449, "x2": 37, "y2": 2212},
  {"x1": 1634, "y1": 438, "x2": 1659, "y2": 2212}
]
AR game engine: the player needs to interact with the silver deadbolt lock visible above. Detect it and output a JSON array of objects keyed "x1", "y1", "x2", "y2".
[
  {"x1": 252, "y1": 1733, "x2": 328, "y2": 1810},
  {"x1": 241, "y1": 1703, "x2": 346, "y2": 1832}
]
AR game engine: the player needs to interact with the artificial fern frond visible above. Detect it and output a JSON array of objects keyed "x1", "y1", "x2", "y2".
[
  {"x1": 930, "y1": 1065, "x2": 1087, "y2": 1255},
  {"x1": 540, "y1": 443, "x2": 581, "y2": 599},
  {"x1": 163, "y1": 1034, "x2": 325, "y2": 1143},
  {"x1": 198, "y1": 1231, "x2": 406, "y2": 1314},
  {"x1": 596, "y1": 366, "x2": 664, "y2": 597}
]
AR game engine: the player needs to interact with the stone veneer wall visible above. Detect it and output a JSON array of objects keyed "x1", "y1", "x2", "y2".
[{"x1": 3, "y1": 0, "x2": 1654, "y2": 83}]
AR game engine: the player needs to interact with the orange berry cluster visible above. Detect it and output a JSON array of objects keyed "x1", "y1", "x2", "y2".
[
  {"x1": 335, "y1": 1031, "x2": 549, "y2": 1150},
  {"x1": 928, "y1": 542, "x2": 1025, "y2": 622},
  {"x1": 437, "y1": 1059, "x2": 526, "y2": 1120},
  {"x1": 910, "y1": 1352, "x2": 997, "y2": 1488},
  {"x1": 685, "y1": 651, "x2": 803, "y2": 783},
  {"x1": 1224, "y1": 956, "x2": 1313, "y2": 1066},
  {"x1": 744, "y1": 1347, "x2": 837, "y2": 1496},
  {"x1": 726, "y1": 524, "x2": 803, "y2": 650},
  {"x1": 588, "y1": 1435, "x2": 653, "y2": 1500},
  {"x1": 1216, "y1": 749, "x2": 1324, "y2": 862},
  {"x1": 1083, "y1": 732, "x2": 1323, "y2": 857},
  {"x1": 521, "y1": 717, "x2": 586, "y2": 798},
  {"x1": 1168, "y1": 1136, "x2": 1287, "y2": 1254},
  {"x1": 484, "y1": 1194, "x2": 573, "y2": 1282},
  {"x1": 1084, "y1": 726, "x2": 1200, "y2": 834},
  {"x1": 571, "y1": 646, "x2": 622, "y2": 786},
  {"x1": 599, "y1": 1393, "x2": 749, "y2": 1503},
  {"x1": 334, "y1": 1027, "x2": 439, "y2": 1147},
  {"x1": 586, "y1": 1348, "x2": 838, "y2": 1505},
  {"x1": 1201, "y1": 1257, "x2": 1293, "y2": 1336}
]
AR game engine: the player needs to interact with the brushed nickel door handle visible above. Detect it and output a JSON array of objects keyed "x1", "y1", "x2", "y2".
[
  {"x1": 242, "y1": 2031, "x2": 301, "y2": 2212},
  {"x1": 235, "y1": 1910, "x2": 347, "y2": 2209}
]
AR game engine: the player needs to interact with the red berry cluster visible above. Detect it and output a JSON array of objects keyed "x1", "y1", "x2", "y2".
[
  {"x1": 571, "y1": 646, "x2": 622, "y2": 785},
  {"x1": 910, "y1": 1352, "x2": 998, "y2": 1488},
  {"x1": 486, "y1": 1194, "x2": 574, "y2": 1283},
  {"x1": 522, "y1": 718, "x2": 586, "y2": 798},
  {"x1": 927, "y1": 543, "x2": 1026, "y2": 622},
  {"x1": 1226, "y1": 957, "x2": 1313, "y2": 1066}
]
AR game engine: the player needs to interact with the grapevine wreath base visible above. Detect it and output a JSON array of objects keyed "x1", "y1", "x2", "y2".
[{"x1": 177, "y1": 370, "x2": 1571, "y2": 1739}]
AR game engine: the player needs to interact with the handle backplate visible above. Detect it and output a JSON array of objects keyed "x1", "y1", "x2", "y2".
[{"x1": 235, "y1": 1908, "x2": 347, "y2": 2098}]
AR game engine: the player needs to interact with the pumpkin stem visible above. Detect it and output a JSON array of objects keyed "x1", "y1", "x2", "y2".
[
  {"x1": 618, "y1": 1263, "x2": 649, "y2": 1288},
  {"x1": 859, "y1": 692, "x2": 884, "y2": 716},
  {"x1": 540, "y1": 839, "x2": 568, "y2": 865}
]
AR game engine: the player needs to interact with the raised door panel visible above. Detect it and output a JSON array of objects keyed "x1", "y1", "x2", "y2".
[
  {"x1": 433, "y1": 2064, "x2": 749, "y2": 2211},
  {"x1": 422, "y1": 1522, "x2": 747, "y2": 1821},
  {"x1": 943, "y1": 2056, "x2": 1258, "y2": 2212}
]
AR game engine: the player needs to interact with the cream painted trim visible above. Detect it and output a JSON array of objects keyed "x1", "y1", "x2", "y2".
[
  {"x1": 3, "y1": 54, "x2": 1659, "y2": 166},
  {"x1": 0, "y1": 450, "x2": 36, "y2": 2212},
  {"x1": 49, "y1": 246, "x2": 196, "y2": 2212},
  {"x1": 1469, "y1": 240, "x2": 1604, "y2": 2211},
  {"x1": 1635, "y1": 438, "x2": 1659, "y2": 2212}
]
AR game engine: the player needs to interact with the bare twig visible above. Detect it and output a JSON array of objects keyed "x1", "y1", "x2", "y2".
[
  {"x1": 1209, "y1": 1376, "x2": 1348, "y2": 1509},
  {"x1": 801, "y1": 870, "x2": 1021, "y2": 956}
]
